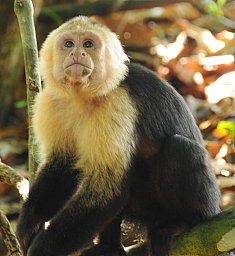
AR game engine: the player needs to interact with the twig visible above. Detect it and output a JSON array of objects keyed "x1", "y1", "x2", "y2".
[
  {"x1": 0, "y1": 160, "x2": 29, "y2": 200},
  {"x1": 0, "y1": 211, "x2": 22, "y2": 256}
]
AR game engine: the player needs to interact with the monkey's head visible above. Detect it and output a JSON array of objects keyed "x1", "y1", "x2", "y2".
[{"x1": 39, "y1": 16, "x2": 129, "y2": 97}]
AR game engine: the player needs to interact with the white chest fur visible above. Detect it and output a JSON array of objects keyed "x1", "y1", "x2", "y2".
[{"x1": 33, "y1": 86, "x2": 137, "y2": 196}]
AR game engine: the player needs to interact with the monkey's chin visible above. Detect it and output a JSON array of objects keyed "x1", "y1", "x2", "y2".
[
  {"x1": 65, "y1": 64, "x2": 92, "y2": 84},
  {"x1": 69, "y1": 76, "x2": 88, "y2": 85}
]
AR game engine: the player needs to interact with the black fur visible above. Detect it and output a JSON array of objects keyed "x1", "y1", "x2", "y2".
[{"x1": 17, "y1": 63, "x2": 220, "y2": 256}]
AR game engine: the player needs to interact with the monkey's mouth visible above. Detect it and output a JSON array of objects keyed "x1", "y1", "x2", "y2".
[
  {"x1": 65, "y1": 62, "x2": 93, "y2": 82},
  {"x1": 66, "y1": 62, "x2": 91, "y2": 70}
]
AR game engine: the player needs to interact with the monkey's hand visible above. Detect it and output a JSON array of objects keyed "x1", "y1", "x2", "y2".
[
  {"x1": 17, "y1": 214, "x2": 43, "y2": 256},
  {"x1": 17, "y1": 227, "x2": 30, "y2": 255}
]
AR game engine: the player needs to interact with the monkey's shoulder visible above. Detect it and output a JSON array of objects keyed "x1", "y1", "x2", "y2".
[
  {"x1": 123, "y1": 63, "x2": 203, "y2": 142},
  {"x1": 125, "y1": 62, "x2": 158, "y2": 79},
  {"x1": 123, "y1": 63, "x2": 178, "y2": 99},
  {"x1": 125, "y1": 63, "x2": 167, "y2": 85}
]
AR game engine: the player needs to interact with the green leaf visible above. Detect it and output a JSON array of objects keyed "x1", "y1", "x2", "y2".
[
  {"x1": 42, "y1": 8, "x2": 63, "y2": 26},
  {"x1": 14, "y1": 100, "x2": 27, "y2": 109},
  {"x1": 217, "y1": 121, "x2": 235, "y2": 138},
  {"x1": 217, "y1": 0, "x2": 226, "y2": 7},
  {"x1": 205, "y1": 1, "x2": 218, "y2": 13}
]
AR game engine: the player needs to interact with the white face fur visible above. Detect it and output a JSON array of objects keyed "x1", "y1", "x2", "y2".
[
  {"x1": 39, "y1": 16, "x2": 129, "y2": 98},
  {"x1": 53, "y1": 30, "x2": 104, "y2": 85}
]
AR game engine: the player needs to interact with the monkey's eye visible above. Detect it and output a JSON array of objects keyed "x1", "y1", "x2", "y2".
[
  {"x1": 64, "y1": 41, "x2": 74, "y2": 48},
  {"x1": 83, "y1": 40, "x2": 94, "y2": 48}
]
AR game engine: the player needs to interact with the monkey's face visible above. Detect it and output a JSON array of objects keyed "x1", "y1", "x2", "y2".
[
  {"x1": 53, "y1": 30, "x2": 105, "y2": 86},
  {"x1": 40, "y1": 16, "x2": 129, "y2": 97}
]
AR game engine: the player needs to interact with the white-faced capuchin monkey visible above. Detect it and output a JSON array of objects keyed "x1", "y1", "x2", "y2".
[{"x1": 17, "y1": 16, "x2": 220, "y2": 256}]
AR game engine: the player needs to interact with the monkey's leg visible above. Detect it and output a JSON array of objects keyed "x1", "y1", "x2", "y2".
[
  {"x1": 80, "y1": 215, "x2": 125, "y2": 256},
  {"x1": 147, "y1": 134, "x2": 220, "y2": 256},
  {"x1": 27, "y1": 177, "x2": 130, "y2": 256},
  {"x1": 17, "y1": 154, "x2": 78, "y2": 254}
]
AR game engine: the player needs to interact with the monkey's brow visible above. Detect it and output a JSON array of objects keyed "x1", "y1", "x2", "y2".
[{"x1": 59, "y1": 31, "x2": 98, "y2": 40}]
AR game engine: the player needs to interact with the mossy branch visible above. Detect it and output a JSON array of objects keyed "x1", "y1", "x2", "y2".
[
  {"x1": 14, "y1": 0, "x2": 41, "y2": 184},
  {"x1": 0, "y1": 160, "x2": 29, "y2": 200},
  {"x1": 125, "y1": 206, "x2": 235, "y2": 256},
  {"x1": 0, "y1": 211, "x2": 23, "y2": 256}
]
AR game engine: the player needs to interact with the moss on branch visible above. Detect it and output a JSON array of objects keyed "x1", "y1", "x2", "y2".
[{"x1": 126, "y1": 206, "x2": 235, "y2": 255}]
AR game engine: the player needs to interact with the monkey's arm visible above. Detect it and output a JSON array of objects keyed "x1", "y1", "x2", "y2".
[
  {"x1": 17, "y1": 155, "x2": 78, "y2": 252},
  {"x1": 26, "y1": 175, "x2": 131, "y2": 256}
]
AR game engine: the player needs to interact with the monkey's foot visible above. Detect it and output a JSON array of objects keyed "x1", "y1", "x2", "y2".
[{"x1": 80, "y1": 244, "x2": 126, "y2": 256}]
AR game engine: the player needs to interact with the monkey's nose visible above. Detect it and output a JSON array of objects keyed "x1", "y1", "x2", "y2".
[
  {"x1": 81, "y1": 51, "x2": 86, "y2": 57},
  {"x1": 70, "y1": 50, "x2": 86, "y2": 60},
  {"x1": 70, "y1": 51, "x2": 77, "y2": 58}
]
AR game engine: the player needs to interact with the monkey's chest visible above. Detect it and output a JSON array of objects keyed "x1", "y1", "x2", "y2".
[
  {"x1": 35, "y1": 86, "x2": 137, "y2": 171},
  {"x1": 64, "y1": 87, "x2": 136, "y2": 170},
  {"x1": 74, "y1": 111, "x2": 135, "y2": 171}
]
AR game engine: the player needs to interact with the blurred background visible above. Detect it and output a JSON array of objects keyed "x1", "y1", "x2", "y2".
[{"x1": 1, "y1": 0, "x2": 235, "y2": 254}]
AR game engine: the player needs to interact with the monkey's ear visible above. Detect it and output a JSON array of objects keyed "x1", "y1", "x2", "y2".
[
  {"x1": 109, "y1": 32, "x2": 129, "y2": 64},
  {"x1": 103, "y1": 32, "x2": 129, "y2": 90}
]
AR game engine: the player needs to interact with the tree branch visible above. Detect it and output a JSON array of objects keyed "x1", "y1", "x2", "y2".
[
  {"x1": 0, "y1": 211, "x2": 23, "y2": 256},
  {"x1": 125, "y1": 206, "x2": 235, "y2": 255},
  {"x1": 0, "y1": 160, "x2": 29, "y2": 200},
  {"x1": 14, "y1": 0, "x2": 41, "y2": 183},
  {"x1": 37, "y1": 0, "x2": 197, "y2": 23}
]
